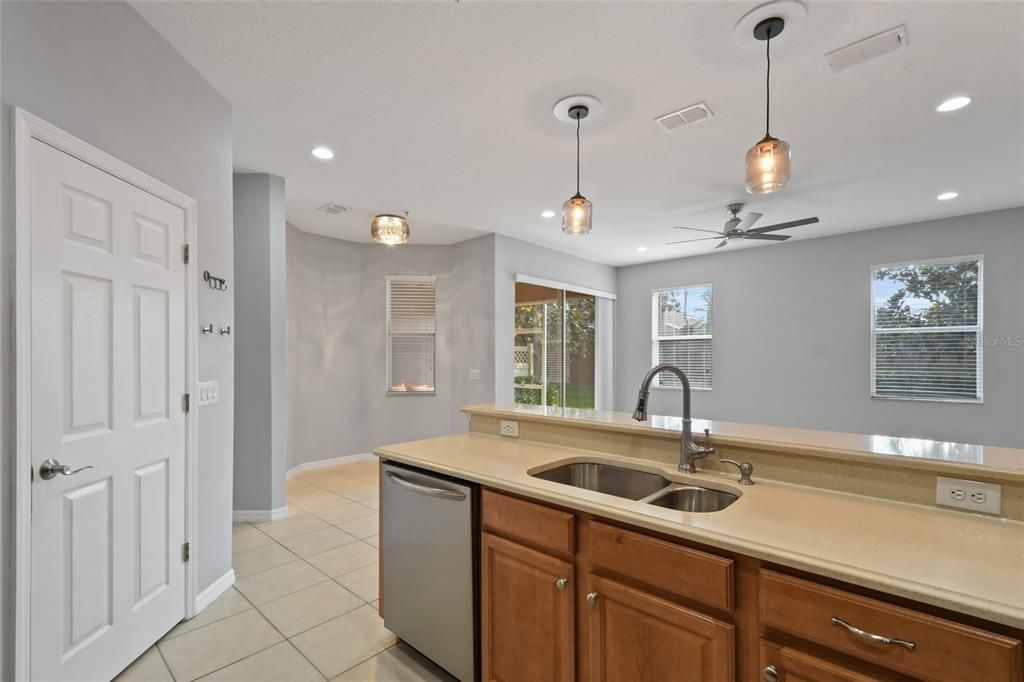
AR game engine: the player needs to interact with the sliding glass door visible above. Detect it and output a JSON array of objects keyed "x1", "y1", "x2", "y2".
[{"x1": 514, "y1": 283, "x2": 596, "y2": 409}]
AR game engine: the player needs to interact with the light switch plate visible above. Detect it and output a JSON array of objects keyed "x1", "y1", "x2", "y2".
[
  {"x1": 936, "y1": 476, "x2": 1001, "y2": 515},
  {"x1": 499, "y1": 420, "x2": 519, "y2": 437},
  {"x1": 469, "y1": 368, "x2": 480, "y2": 381},
  {"x1": 197, "y1": 380, "x2": 219, "y2": 407}
]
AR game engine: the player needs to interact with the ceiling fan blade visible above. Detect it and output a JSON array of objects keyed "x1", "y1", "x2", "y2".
[
  {"x1": 747, "y1": 217, "x2": 819, "y2": 234},
  {"x1": 665, "y1": 236, "x2": 721, "y2": 245},
  {"x1": 714, "y1": 240, "x2": 729, "y2": 249},
  {"x1": 672, "y1": 226, "x2": 725, "y2": 235},
  {"x1": 736, "y1": 212, "x2": 763, "y2": 231},
  {"x1": 743, "y1": 233, "x2": 790, "y2": 241}
]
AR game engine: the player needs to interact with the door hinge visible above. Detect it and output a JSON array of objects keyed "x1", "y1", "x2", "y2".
[
  {"x1": 183, "y1": 393, "x2": 190, "y2": 413},
  {"x1": 182, "y1": 542, "x2": 190, "y2": 562},
  {"x1": 183, "y1": 244, "x2": 190, "y2": 264}
]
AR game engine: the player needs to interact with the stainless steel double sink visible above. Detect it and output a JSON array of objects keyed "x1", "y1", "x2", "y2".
[{"x1": 530, "y1": 461, "x2": 738, "y2": 512}]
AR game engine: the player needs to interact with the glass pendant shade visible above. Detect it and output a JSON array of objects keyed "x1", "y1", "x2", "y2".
[
  {"x1": 370, "y1": 214, "x2": 410, "y2": 245},
  {"x1": 561, "y1": 193, "x2": 592, "y2": 236},
  {"x1": 745, "y1": 135, "x2": 791, "y2": 194}
]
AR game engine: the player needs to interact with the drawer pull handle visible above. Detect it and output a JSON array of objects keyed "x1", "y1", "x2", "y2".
[
  {"x1": 761, "y1": 666, "x2": 779, "y2": 682},
  {"x1": 555, "y1": 577, "x2": 568, "y2": 590},
  {"x1": 831, "y1": 617, "x2": 916, "y2": 651},
  {"x1": 586, "y1": 592, "x2": 599, "y2": 605}
]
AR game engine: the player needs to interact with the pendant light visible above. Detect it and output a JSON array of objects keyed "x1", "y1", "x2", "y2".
[
  {"x1": 370, "y1": 212, "x2": 410, "y2": 245},
  {"x1": 745, "y1": 17, "x2": 791, "y2": 195},
  {"x1": 562, "y1": 105, "x2": 592, "y2": 236}
]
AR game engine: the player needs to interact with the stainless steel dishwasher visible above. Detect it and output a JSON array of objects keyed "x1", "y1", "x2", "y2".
[{"x1": 380, "y1": 461, "x2": 478, "y2": 682}]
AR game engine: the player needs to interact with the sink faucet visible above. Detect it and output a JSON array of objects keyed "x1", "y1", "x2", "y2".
[{"x1": 633, "y1": 364, "x2": 715, "y2": 473}]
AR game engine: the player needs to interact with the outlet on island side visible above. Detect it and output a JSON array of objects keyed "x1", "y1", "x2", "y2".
[
  {"x1": 936, "y1": 476, "x2": 1001, "y2": 515},
  {"x1": 499, "y1": 419, "x2": 519, "y2": 438}
]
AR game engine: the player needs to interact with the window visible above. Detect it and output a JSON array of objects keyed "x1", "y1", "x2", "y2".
[
  {"x1": 871, "y1": 256, "x2": 982, "y2": 402},
  {"x1": 652, "y1": 285, "x2": 712, "y2": 389},
  {"x1": 386, "y1": 275, "x2": 436, "y2": 394}
]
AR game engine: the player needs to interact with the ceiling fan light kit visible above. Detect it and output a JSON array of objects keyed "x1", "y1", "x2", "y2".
[{"x1": 746, "y1": 16, "x2": 792, "y2": 194}]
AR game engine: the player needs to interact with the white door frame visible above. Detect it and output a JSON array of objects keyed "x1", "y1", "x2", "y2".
[{"x1": 13, "y1": 108, "x2": 200, "y2": 681}]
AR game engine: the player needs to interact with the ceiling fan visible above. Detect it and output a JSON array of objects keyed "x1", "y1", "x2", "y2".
[{"x1": 666, "y1": 203, "x2": 819, "y2": 249}]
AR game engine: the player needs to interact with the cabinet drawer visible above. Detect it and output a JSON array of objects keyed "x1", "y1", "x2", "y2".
[
  {"x1": 586, "y1": 520, "x2": 733, "y2": 612},
  {"x1": 481, "y1": 489, "x2": 574, "y2": 555},
  {"x1": 759, "y1": 570, "x2": 1022, "y2": 682}
]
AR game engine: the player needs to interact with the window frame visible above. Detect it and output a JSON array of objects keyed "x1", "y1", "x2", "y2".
[
  {"x1": 386, "y1": 274, "x2": 437, "y2": 397},
  {"x1": 650, "y1": 283, "x2": 713, "y2": 391},
  {"x1": 868, "y1": 254, "x2": 984, "y2": 404}
]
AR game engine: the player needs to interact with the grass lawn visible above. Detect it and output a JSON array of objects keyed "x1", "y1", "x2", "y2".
[{"x1": 564, "y1": 385, "x2": 595, "y2": 409}]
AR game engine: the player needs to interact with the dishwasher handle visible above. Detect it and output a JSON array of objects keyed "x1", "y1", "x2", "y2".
[{"x1": 385, "y1": 470, "x2": 467, "y2": 501}]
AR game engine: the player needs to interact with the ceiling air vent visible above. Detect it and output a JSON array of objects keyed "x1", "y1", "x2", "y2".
[
  {"x1": 655, "y1": 102, "x2": 714, "y2": 133},
  {"x1": 825, "y1": 25, "x2": 908, "y2": 73},
  {"x1": 317, "y1": 202, "x2": 349, "y2": 215}
]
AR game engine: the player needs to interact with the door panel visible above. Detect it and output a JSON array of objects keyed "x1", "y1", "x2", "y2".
[
  {"x1": 482, "y1": 532, "x2": 574, "y2": 682},
  {"x1": 585, "y1": 574, "x2": 734, "y2": 682},
  {"x1": 30, "y1": 138, "x2": 187, "y2": 681}
]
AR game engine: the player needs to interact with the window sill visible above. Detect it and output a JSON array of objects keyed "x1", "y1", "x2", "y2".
[
  {"x1": 652, "y1": 386, "x2": 712, "y2": 392},
  {"x1": 870, "y1": 394, "x2": 982, "y2": 405}
]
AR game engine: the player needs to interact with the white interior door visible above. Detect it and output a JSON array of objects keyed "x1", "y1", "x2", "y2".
[{"x1": 29, "y1": 139, "x2": 187, "y2": 681}]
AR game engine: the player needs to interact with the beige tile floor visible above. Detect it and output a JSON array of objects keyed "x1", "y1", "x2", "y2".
[{"x1": 115, "y1": 459, "x2": 456, "y2": 682}]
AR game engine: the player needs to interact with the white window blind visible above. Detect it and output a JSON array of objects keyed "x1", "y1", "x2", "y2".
[
  {"x1": 651, "y1": 285, "x2": 713, "y2": 389},
  {"x1": 871, "y1": 256, "x2": 982, "y2": 402},
  {"x1": 387, "y1": 275, "x2": 436, "y2": 394}
]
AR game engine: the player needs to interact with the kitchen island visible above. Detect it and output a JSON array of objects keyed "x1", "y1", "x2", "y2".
[{"x1": 376, "y1": 405, "x2": 1024, "y2": 681}]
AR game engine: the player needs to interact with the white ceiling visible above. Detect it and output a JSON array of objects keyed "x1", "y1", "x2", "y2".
[{"x1": 134, "y1": 1, "x2": 1024, "y2": 266}]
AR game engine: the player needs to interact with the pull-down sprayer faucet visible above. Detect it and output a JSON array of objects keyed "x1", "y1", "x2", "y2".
[{"x1": 633, "y1": 364, "x2": 715, "y2": 473}]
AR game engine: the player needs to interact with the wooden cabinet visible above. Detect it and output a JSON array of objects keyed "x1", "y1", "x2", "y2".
[
  {"x1": 479, "y1": 488, "x2": 1023, "y2": 682},
  {"x1": 760, "y1": 640, "x2": 886, "y2": 682},
  {"x1": 481, "y1": 532, "x2": 574, "y2": 682},
  {"x1": 584, "y1": 574, "x2": 734, "y2": 682}
]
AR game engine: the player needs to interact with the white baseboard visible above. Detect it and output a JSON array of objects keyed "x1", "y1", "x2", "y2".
[
  {"x1": 232, "y1": 506, "x2": 289, "y2": 523},
  {"x1": 286, "y1": 453, "x2": 376, "y2": 479},
  {"x1": 195, "y1": 569, "x2": 235, "y2": 614}
]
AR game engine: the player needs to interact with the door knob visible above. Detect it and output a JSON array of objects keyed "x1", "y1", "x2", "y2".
[
  {"x1": 39, "y1": 459, "x2": 93, "y2": 481},
  {"x1": 586, "y1": 592, "x2": 599, "y2": 605},
  {"x1": 761, "y1": 665, "x2": 779, "y2": 682},
  {"x1": 554, "y1": 577, "x2": 568, "y2": 591}
]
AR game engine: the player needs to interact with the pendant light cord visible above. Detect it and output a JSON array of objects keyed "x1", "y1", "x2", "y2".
[
  {"x1": 575, "y1": 115, "x2": 581, "y2": 195},
  {"x1": 765, "y1": 26, "x2": 772, "y2": 137}
]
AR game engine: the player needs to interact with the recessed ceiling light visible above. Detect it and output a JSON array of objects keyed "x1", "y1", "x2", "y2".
[
  {"x1": 311, "y1": 146, "x2": 334, "y2": 160},
  {"x1": 541, "y1": 210, "x2": 556, "y2": 218},
  {"x1": 936, "y1": 96, "x2": 970, "y2": 113},
  {"x1": 937, "y1": 191, "x2": 959, "y2": 201},
  {"x1": 636, "y1": 246, "x2": 649, "y2": 252}
]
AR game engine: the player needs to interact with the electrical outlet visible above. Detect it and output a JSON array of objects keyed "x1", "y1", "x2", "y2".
[
  {"x1": 469, "y1": 368, "x2": 480, "y2": 381},
  {"x1": 499, "y1": 419, "x2": 519, "y2": 438},
  {"x1": 936, "y1": 476, "x2": 1001, "y2": 515}
]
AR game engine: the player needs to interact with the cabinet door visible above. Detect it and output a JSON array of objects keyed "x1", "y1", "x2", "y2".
[
  {"x1": 482, "y1": 532, "x2": 574, "y2": 682},
  {"x1": 760, "y1": 640, "x2": 890, "y2": 682},
  {"x1": 585, "y1": 574, "x2": 734, "y2": 682}
]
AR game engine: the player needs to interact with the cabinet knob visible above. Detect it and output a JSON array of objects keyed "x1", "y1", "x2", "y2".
[
  {"x1": 586, "y1": 592, "x2": 599, "y2": 605},
  {"x1": 555, "y1": 577, "x2": 568, "y2": 591},
  {"x1": 761, "y1": 665, "x2": 779, "y2": 682}
]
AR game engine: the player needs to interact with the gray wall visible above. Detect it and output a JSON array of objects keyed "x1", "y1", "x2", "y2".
[
  {"x1": 493, "y1": 233, "x2": 618, "y2": 403},
  {"x1": 287, "y1": 228, "x2": 495, "y2": 468},
  {"x1": 233, "y1": 174, "x2": 287, "y2": 512},
  {"x1": 615, "y1": 208, "x2": 1024, "y2": 447},
  {"x1": 1, "y1": 2, "x2": 234, "y2": 673}
]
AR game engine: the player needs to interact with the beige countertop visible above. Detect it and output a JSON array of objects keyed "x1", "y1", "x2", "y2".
[
  {"x1": 463, "y1": 403, "x2": 1024, "y2": 482},
  {"x1": 375, "y1": 431, "x2": 1024, "y2": 629}
]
